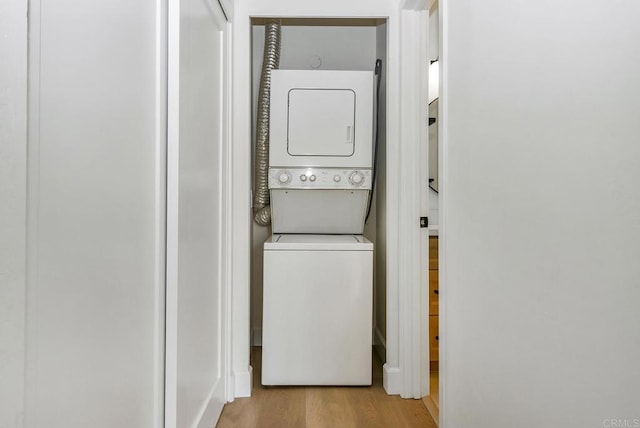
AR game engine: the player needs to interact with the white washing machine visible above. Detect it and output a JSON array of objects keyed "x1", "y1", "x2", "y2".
[
  {"x1": 268, "y1": 70, "x2": 375, "y2": 234},
  {"x1": 262, "y1": 234, "x2": 373, "y2": 386}
]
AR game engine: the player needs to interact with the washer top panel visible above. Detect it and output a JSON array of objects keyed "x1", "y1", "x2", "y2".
[{"x1": 264, "y1": 234, "x2": 373, "y2": 251}]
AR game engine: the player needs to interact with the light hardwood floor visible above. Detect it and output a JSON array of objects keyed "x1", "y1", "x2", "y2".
[{"x1": 216, "y1": 347, "x2": 437, "y2": 428}]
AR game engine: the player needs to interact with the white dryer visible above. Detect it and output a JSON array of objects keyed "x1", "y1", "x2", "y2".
[
  {"x1": 268, "y1": 70, "x2": 375, "y2": 234},
  {"x1": 269, "y1": 70, "x2": 374, "y2": 168},
  {"x1": 262, "y1": 234, "x2": 373, "y2": 385}
]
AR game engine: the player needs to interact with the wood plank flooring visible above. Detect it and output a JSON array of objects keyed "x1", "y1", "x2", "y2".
[{"x1": 216, "y1": 348, "x2": 437, "y2": 428}]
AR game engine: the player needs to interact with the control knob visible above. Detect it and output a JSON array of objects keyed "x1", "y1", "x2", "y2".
[
  {"x1": 277, "y1": 171, "x2": 291, "y2": 184},
  {"x1": 349, "y1": 171, "x2": 365, "y2": 186}
]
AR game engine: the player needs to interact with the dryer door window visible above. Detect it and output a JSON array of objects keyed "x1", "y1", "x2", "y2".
[{"x1": 287, "y1": 89, "x2": 356, "y2": 157}]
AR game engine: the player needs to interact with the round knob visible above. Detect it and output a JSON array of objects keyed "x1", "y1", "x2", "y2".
[
  {"x1": 278, "y1": 171, "x2": 290, "y2": 184},
  {"x1": 300, "y1": 174, "x2": 307, "y2": 182},
  {"x1": 349, "y1": 171, "x2": 365, "y2": 186},
  {"x1": 309, "y1": 175, "x2": 317, "y2": 182},
  {"x1": 333, "y1": 175, "x2": 342, "y2": 182}
]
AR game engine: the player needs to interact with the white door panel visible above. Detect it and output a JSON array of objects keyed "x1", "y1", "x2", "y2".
[{"x1": 25, "y1": 0, "x2": 165, "y2": 426}]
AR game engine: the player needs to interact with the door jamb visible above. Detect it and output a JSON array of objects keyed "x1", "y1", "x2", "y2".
[
  {"x1": 382, "y1": 1, "x2": 431, "y2": 399},
  {"x1": 226, "y1": 0, "x2": 432, "y2": 402}
]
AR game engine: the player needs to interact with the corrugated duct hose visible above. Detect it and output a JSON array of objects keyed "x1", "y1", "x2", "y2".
[
  {"x1": 365, "y1": 58, "x2": 383, "y2": 223},
  {"x1": 253, "y1": 20, "x2": 282, "y2": 226}
]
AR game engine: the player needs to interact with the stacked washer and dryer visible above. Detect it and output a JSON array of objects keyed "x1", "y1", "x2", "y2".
[{"x1": 261, "y1": 67, "x2": 377, "y2": 386}]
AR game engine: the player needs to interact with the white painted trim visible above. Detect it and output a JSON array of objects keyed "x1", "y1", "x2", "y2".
[
  {"x1": 233, "y1": 367, "x2": 253, "y2": 398},
  {"x1": 383, "y1": 9, "x2": 402, "y2": 397},
  {"x1": 386, "y1": 3, "x2": 430, "y2": 400},
  {"x1": 438, "y1": 0, "x2": 448, "y2": 425},
  {"x1": 230, "y1": 3, "x2": 253, "y2": 401},
  {"x1": 397, "y1": 9, "x2": 421, "y2": 399},
  {"x1": 382, "y1": 0, "x2": 430, "y2": 402},
  {"x1": 153, "y1": 0, "x2": 168, "y2": 426},
  {"x1": 193, "y1": 379, "x2": 225, "y2": 428},
  {"x1": 222, "y1": 15, "x2": 235, "y2": 405},
  {"x1": 166, "y1": 1, "x2": 232, "y2": 423},
  {"x1": 382, "y1": 364, "x2": 401, "y2": 394},
  {"x1": 419, "y1": 6, "x2": 431, "y2": 398},
  {"x1": 164, "y1": 0, "x2": 181, "y2": 424}
]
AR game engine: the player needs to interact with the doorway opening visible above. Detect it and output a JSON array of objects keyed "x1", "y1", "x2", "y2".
[
  {"x1": 422, "y1": 0, "x2": 441, "y2": 424},
  {"x1": 248, "y1": 16, "x2": 390, "y2": 388}
]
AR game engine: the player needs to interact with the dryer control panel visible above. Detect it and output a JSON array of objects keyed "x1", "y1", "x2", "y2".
[{"x1": 268, "y1": 167, "x2": 372, "y2": 190}]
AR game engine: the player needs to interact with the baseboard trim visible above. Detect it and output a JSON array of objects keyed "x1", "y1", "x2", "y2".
[
  {"x1": 233, "y1": 366, "x2": 253, "y2": 398},
  {"x1": 251, "y1": 327, "x2": 262, "y2": 346},
  {"x1": 374, "y1": 327, "x2": 386, "y2": 364},
  {"x1": 195, "y1": 378, "x2": 225, "y2": 428},
  {"x1": 382, "y1": 364, "x2": 401, "y2": 395}
]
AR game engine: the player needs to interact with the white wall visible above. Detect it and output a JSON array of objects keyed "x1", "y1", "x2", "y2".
[
  {"x1": 25, "y1": 1, "x2": 165, "y2": 426},
  {"x1": 442, "y1": 1, "x2": 640, "y2": 426},
  {"x1": 0, "y1": 0, "x2": 27, "y2": 426},
  {"x1": 374, "y1": 22, "x2": 388, "y2": 360},
  {"x1": 250, "y1": 23, "x2": 378, "y2": 343}
]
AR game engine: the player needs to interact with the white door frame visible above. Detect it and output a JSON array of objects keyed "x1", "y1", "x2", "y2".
[
  {"x1": 226, "y1": 0, "x2": 431, "y2": 401},
  {"x1": 165, "y1": 0, "x2": 234, "y2": 424},
  {"x1": 438, "y1": 0, "x2": 449, "y2": 423},
  {"x1": 382, "y1": 0, "x2": 431, "y2": 399}
]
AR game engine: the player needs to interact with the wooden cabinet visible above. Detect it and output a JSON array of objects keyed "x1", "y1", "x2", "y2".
[
  {"x1": 429, "y1": 270, "x2": 439, "y2": 316},
  {"x1": 429, "y1": 237, "x2": 439, "y2": 363},
  {"x1": 429, "y1": 315, "x2": 439, "y2": 362},
  {"x1": 429, "y1": 235, "x2": 439, "y2": 270}
]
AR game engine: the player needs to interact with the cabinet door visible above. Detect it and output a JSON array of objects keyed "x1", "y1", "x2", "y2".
[
  {"x1": 429, "y1": 316, "x2": 439, "y2": 362},
  {"x1": 429, "y1": 270, "x2": 439, "y2": 316},
  {"x1": 429, "y1": 236, "x2": 439, "y2": 270},
  {"x1": 165, "y1": 1, "x2": 229, "y2": 427}
]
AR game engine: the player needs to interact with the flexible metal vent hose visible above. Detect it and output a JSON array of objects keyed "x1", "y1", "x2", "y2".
[{"x1": 253, "y1": 20, "x2": 281, "y2": 226}]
